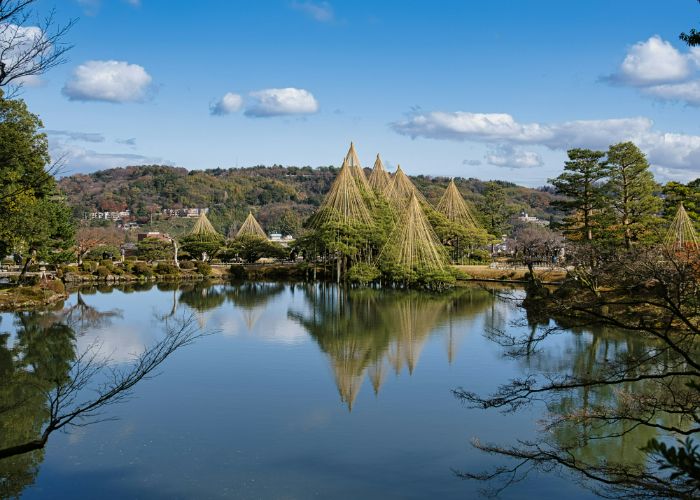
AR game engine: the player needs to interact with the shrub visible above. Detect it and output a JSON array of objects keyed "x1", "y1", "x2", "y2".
[
  {"x1": 62, "y1": 265, "x2": 79, "y2": 274},
  {"x1": 41, "y1": 279, "x2": 65, "y2": 295},
  {"x1": 179, "y1": 260, "x2": 195, "y2": 270},
  {"x1": 81, "y1": 261, "x2": 98, "y2": 272},
  {"x1": 99, "y1": 259, "x2": 115, "y2": 271},
  {"x1": 229, "y1": 264, "x2": 246, "y2": 279},
  {"x1": 86, "y1": 245, "x2": 121, "y2": 262},
  {"x1": 132, "y1": 262, "x2": 153, "y2": 277},
  {"x1": 196, "y1": 261, "x2": 211, "y2": 276},
  {"x1": 348, "y1": 263, "x2": 381, "y2": 285},
  {"x1": 155, "y1": 262, "x2": 179, "y2": 275},
  {"x1": 95, "y1": 266, "x2": 111, "y2": 278},
  {"x1": 211, "y1": 258, "x2": 221, "y2": 264}
]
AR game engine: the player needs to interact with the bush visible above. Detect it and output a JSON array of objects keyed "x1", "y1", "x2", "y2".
[
  {"x1": 132, "y1": 262, "x2": 153, "y2": 277},
  {"x1": 95, "y1": 266, "x2": 111, "y2": 278},
  {"x1": 155, "y1": 262, "x2": 179, "y2": 275},
  {"x1": 81, "y1": 261, "x2": 98, "y2": 272},
  {"x1": 41, "y1": 279, "x2": 65, "y2": 295},
  {"x1": 61, "y1": 265, "x2": 79, "y2": 274},
  {"x1": 211, "y1": 258, "x2": 221, "y2": 264},
  {"x1": 99, "y1": 259, "x2": 115, "y2": 271},
  {"x1": 196, "y1": 261, "x2": 211, "y2": 276},
  {"x1": 178, "y1": 260, "x2": 195, "y2": 270},
  {"x1": 111, "y1": 266, "x2": 125, "y2": 276},
  {"x1": 229, "y1": 264, "x2": 246, "y2": 279},
  {"x1": 348, "y1": 263, "x2": 381, "y2": 285}
]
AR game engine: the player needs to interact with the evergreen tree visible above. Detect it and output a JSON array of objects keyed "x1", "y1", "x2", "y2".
[
  {"x1": 549, "y1": 148, "x2": 607, "y2": 242},
  {"x1": 604, "y1": 142, "x2": 661, "y2": 249}
]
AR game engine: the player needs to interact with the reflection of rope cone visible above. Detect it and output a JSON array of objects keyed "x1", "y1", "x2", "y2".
[
  {"x1": 196, "y1": 311, "x2": 207, "y2": 329},
  {"x1": 241, "y1": 306, "x2": 263, "y2": 331},
  {"x1": 367, "y1": 358, "x2": 387, "y2": 396}
]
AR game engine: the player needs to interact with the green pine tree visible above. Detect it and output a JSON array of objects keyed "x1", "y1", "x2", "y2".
[
  {"x1": 549, "y1": 148, "x2": 607, "y2": 242},
  {"x1": 604, "y1": 142, "x2": 661, "y2": 249}
]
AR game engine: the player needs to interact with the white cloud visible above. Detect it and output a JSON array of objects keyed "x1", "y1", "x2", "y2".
[
  {"x1": 45, "y1": 129, "x2": 105, "y2": 143},
  {"x1": 290, "y1": 1, "x2": 334, "y2": 22},
  {"x1": 62, "y1": 60, "x2": 153, "y2": 103},
  {"x1": 606, "y1": 35, "x2": 700, "y2": 107},
  {"x1": 485, "y1": 145, "x2": 543, "y2": 168},
  {"x1": 392, "y1": 110, "x2": 700, "y2": 177},
  {"x1": 610, "y1": 36, "x2": 691, "y2": 86},
  {"x1": 210, "y1": 92, "x2": 243, "y2": 115},
  {"x1": 642, "y1": 80, "x2": 700, "y2": 106},
  {"x1": 0, "y1": 24, "x2": 49, "y2": 87},
  {"x1": 50, "y1": 139, "x2": 170, "y2": 175},
  {"x1": 245, "y1": 87, "x2": 319, "y2": 117}
]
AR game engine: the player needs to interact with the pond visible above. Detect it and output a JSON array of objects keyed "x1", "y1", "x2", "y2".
[{"x1": 0, "y1": 282, "x2": 651, "y2": 499}]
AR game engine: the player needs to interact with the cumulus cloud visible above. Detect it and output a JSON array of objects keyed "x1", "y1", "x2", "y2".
[
  {"x1": 290, "y1": 1, "x2": 334, "y2": 22},
  {"x1": 606, "y1": 35, "x2": 700, "y2": 106},
  {"x1": 485, "y1": 145, "x2": 543, "y2": 168},
  {"x1": 210, "y1": 92, "x2": 243, "y2": 115},
  {"x1": 245, "y1": 87, "x2": 319, "y2": 117},
  {"x1": 608, "y1": 36, "x2": 691, "y2": 85},
  {"x1": 62, "y1": 60, "x2": 153, "y2": 103},
  {"x1": 392, "y1": 110, "x2": 700, "y2": 176},
  {"x1": 49, "y1": 137, "x2": 170, "y2": 175},
  {"x1": 45, "y1": 129, "x2": 105, "y2": 143}
]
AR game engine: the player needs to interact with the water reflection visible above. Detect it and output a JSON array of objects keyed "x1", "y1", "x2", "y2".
[{"x1": 289, "y1": 285, "x2": 494, "y2": 410}]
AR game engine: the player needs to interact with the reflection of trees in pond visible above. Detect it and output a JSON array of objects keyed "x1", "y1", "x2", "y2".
[
  {"x1": 224, "y1": 282, "x2": 285, "y2": 331},
  {"x1": 0, "y1": 313, "x2": 75, "y2": 497},
  {"x1": 59, "y1": 291, "x2": 122, "y2": 334},
  {"x1": 289, "y1": 284, "x2": 493, "y2": 410},
  {"x1": 0, "y1": 307, "x2": 204, "y2": 497},
  {"x1": 523, "y1": 324, "x2": 686, "y2": 470}
]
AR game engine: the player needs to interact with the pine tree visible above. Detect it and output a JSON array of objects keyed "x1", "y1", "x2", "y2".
[
  {"x1": 604, "y1": 142, "x2": 661, "y2": 249},
  {"x1": 549, "y1": 148, "x2": 607, "y2": 242}
]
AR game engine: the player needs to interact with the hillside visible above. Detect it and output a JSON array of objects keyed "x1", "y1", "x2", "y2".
[{"x1": 58, "y1": 164, "x2": 563, "y2": 236}]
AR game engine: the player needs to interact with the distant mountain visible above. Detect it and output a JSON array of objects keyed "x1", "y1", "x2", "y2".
[{"x1": 57, "y1": 164, "x2": 562, "y2": 236}]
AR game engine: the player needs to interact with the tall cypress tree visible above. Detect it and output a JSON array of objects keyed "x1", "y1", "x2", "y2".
[
  {"x1": 604, "y1": 142, "x2": 661, "y2": 249},
  {"x1": 549, "y1": 148, "x2": 607, "y2": 242}
]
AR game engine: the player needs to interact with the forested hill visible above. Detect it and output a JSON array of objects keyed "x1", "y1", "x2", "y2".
[{"x1": 58, "y1": 164, "x2": 562, "y2": 236}]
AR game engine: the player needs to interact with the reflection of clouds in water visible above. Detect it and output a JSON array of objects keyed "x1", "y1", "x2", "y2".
[
  {"x1": 75, "y1": 324, "x2": 150, "y2": 364},
  {"x1": 212, "y1": 298, "x2": 309, "y2": 345}
]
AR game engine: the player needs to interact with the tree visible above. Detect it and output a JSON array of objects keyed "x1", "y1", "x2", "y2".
[
  {"x1": 0, "y1": 93, "x2": 75, "y2": 273},
  {"x1": 136, "y1": 237, "x2": 173, "y2": 262},
  {"x1": 0, "y1": 0, "x2": 75, "y2": 96},
  {"x1": 479, "y1": 182, "x2": 514, "y2": 252},
  {"x1": 456, "y1": 245, "x2": 700, "y2": 498},
  {"x1": 604, "y1": 142, "x2": 661, "y2": 249},
  {"x1": 76, "y1": 225, "x2": 125, "y2": 264},
  {"x1": 663, "y1": 179, "x2": 700, "y2": 227},
  {"x1": 549, "y1": 148, "x2": 607, "y2": 242},
  {"x1": 224, "y1": 234, "x2": 287, "y2": 263},
  {"x1": 680, "y1": 0, "x2": 700, "y2": 46},
  {"x1": 179, "y1": 234, "x2": 223, "y2": 261}
]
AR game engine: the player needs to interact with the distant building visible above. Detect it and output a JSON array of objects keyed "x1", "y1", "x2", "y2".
[
  {"x1": 161, "y1": 207, "x2": 209, "y2": 218},
  {"x1": 269, "y1": 233, "x2": 295, "y2": 247},
  {"x1": 85, "y1": 209, "x2": 131, "y2": 220},
  {"x1": 517, "y1": 211, "x2": 550, "y2": 226}
]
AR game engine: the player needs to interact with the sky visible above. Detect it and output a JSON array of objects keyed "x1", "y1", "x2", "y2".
[{"x1": 14, "y1": 0, "x2": 700, "y2": 186}]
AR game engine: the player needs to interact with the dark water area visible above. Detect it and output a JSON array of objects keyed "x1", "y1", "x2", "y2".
[{"x1": 0, "y1": 281, "x2": 646, "y2": 499}]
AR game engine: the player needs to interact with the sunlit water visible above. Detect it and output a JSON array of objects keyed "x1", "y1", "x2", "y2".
[{"x1": 0, "y1": 282, "x2": 621, "y2": 499}]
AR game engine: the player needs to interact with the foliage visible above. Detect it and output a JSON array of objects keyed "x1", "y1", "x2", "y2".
[
  {"x1": 224, "y1": 234, "x2": 287, "y2": 263},
  {"x1": 131, "y1": 262, "x2": 153, "y2": 277},
  {"x1": 549, "y1": 148, "x2": 607, "y2": 242},
  {"x1": 603, "y1": 142, "x2": 662, "y2": 248},
  {"x1": 179, "y1": 234, "x2": 223, "y2": 261},
  {"x1": 195, "y1": 261, "x2": 211, "y2": 276},
  {"x1": 85, "y1": 245, "x2": 121, "y2": 262},
  {"x1": 137, "y1": 238, "x2": 173, "y2": 262},
  {"x1": 155, "y1": 262, "x2": 179, "y2": 275},
  {"x1": 347, "y1": 262, "x2": 381, "y2": 285}
]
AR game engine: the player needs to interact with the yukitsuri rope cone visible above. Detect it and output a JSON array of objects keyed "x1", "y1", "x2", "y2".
[
  {"x1": 343, "y1": 142, "x2": 374, "y2": 197},
  {"x1": 368, "y1": 154, "x2": 392, "y2": 194},
  {"x1": 190, "y1": 211, "x2": 219, "y2": 238},
  {"x1": 436, "y1": 179, "x2": 481, "y2": 230},
  {"x1": 310, "y1": 160, "x2": 374, "y2": 227},
  {"x1": 237, "y1": 211, "x2": 267, "y2": 238},
  {"x1": 664, "y1": 202, "x2": 699, "y2": 250},
  {"x1": 388, "y1": 165, "x2": 429, "y2": 208},
  {"x1": 382, "y1": 192, "x2": 447, "y2": 271}
]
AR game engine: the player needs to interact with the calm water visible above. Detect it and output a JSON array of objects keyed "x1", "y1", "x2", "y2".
[{"x1": 0, "y1": 281, "x2": 646, "y2": 499}]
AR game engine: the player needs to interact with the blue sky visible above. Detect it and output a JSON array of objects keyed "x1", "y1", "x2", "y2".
[{"x1": 18, "y1": 0, "x2": 700, "y2": 185}]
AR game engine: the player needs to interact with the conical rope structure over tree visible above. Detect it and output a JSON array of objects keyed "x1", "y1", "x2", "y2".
[
  {"x1": 368, "y1": 154, "x2": 392, "y2": 194},
  {"x1": 237, "y1": 211, "x2": 267, "y2": 238},
  {"x1": 381, "y1": 192, "x2": 447, "y2": 271},
  {"x1": 436, "y1": 179, "x2": 481, "y2": 230},
  {"x1": 190, "y1": 211, "x2": 220, "y2": 239},
  {"x1": 664, "y1": 202, "x2": 699, "y2": 250}
]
